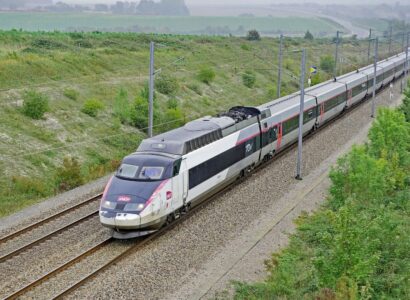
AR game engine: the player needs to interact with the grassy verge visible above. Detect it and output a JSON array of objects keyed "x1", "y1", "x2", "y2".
[{"x1": 234, "y1": 95, "x2": 410, "y2": 299}]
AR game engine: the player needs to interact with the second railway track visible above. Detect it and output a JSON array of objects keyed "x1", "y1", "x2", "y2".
[{"x1": 0, "y1": 195, "x2": 102, "y2": 266}]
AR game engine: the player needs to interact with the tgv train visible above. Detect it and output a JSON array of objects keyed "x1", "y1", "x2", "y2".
[{"x1": 100, "y1": 50, "x2": 409, "y2": 239}]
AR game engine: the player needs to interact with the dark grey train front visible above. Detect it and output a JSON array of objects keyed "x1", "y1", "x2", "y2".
[{"x1": 100, "y1": 153, "x2": 182, "y2": 237}]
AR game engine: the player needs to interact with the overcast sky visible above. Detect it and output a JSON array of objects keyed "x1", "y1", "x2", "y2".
[{"x1": 61, "y1": 0, "x2": 408, "y2": 5}]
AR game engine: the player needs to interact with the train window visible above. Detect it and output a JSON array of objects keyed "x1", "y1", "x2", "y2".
[
  {"x1": 139, "y1": 167, "x2": 164, "y2": 180},
  {"x1": 117, "y1": 164, "x2": 139, "y2": 179},
  {"x1": 173, "y1": 159, "x2": 182, "y2": 176},
  {"x1": 270, "y1": 127, "x2": 277, "y2": 141}
]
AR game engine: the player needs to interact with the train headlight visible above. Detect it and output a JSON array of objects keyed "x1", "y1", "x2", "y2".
[
  {"x1": 101, "y1": 200, "x2": 116, "y2": 210},
  {"x1": 124, "y1": 203, "x2": 145, "y2": 212}
]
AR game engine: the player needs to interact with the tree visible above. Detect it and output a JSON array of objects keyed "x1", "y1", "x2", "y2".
[
  {"x1": 304, "y1": 30, "x2": 314, "y2": 40},
  {"x1": 246, "y1": 30, "x2": 261, "y2": 41},
  {"x1": 320, "y1": 55, "x2": 335, "y2": 74}
]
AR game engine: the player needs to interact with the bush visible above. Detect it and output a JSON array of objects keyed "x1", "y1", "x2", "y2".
[
  {"x1": 63, "y1": 88, "x2": 79, "y2": 101},
  {"x1": 81, "y1": 98, "x2": 104, "y2": 117},
  {"x1": 12, "y1": 176, "x2": 49, "y2": 197},
  {"x1": 162, "y1": 108, "x2": 185, "y2": 132},
  {"x1": 130, "y1": 86, "x2": 161, "y2": 131},
  {"x1": 400, "y1": 88, "x2": 410, "y2": 122},
  {"x1": 320, "y1": 55, "x2": 335, "y2": 74},
  {"x1": 22, "y1": 90, "x2": 49, "y2": 119},
  {"x1": 198, "y1": 67, "x2": 216, "y2": 84},
  {"x1": 167, "y1": 98, "x2": 179, "y2": 110},
  {"x1": 246, "y1": 30, "x2": 261, "y2": 41},
  {"x1": 55, "y1": 157, "x2": 84, "y2": 192},
  {"x1": 187, "y1": 83, "x2": 202, "y2": 95},
  {"x1": 155, "y1": 74, "x2": 179, "y2": 95},
  {"x1": 242, "y1": 71, "x2": 256, "y2": 88},
  {"x1": 113, "y1": 88, "x2": 132, "y2": 124}
]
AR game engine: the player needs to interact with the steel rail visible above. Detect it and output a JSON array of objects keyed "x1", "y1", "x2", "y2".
[
  {"x1": 0, "y1": 194, "x2": 102, "y2": 245},
  {"x1": 3, "y1": 237, "x2": 113, "y2": 300},
  {"x1": 0, "y1": 210, "x2": 99, "y2": 264}
]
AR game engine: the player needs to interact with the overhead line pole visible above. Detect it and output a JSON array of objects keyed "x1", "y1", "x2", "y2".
[
  {"x1": 148, "y1": 41, "x2": 155, "y2": 138},
  {"x1": 296, "y1": 49, "x2": 306, "y2": 181},
  {"x1": 334, "y1": 31, "x2": 340, "y2": 78},
  {"x1": 277, "y1": 34, "x2": 284, "y2": 98},
  {"x1": 371, "y1": 38, "x2": 379, "y2": 118},
  {"x1": 367, "y1": 28, "x2": 372, "y2": 63},
  {"x1": 388, "y1": 23, "x2": 393, "y2": 56}
]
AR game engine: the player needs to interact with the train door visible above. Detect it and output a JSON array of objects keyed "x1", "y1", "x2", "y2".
[
  {"x1": 171, "y1": 159, "x2": 183, "y2": 211},
  {"x1": 347, "y1": 89, "x2": 353, "y2": 107},
  {"x1": 275, "y1": 123, "x2": 283, "y2": 153},
  {"x1": 181, "y1": 159, "x2": 189, "y2": 205},
  {"x1": 319, "y1": 103, "x2": 325, "y2": 125}
]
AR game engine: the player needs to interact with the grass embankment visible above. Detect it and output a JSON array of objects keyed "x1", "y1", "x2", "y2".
[
  {"x1": 0, "y1": 31, "x2": 397, "y2": 217},
  {"x1": 0, "y1": 13, "x2": 344, "y2": 36},
  {"x1": 234, "y1": 96, "x2": 410, "y2": 299}
]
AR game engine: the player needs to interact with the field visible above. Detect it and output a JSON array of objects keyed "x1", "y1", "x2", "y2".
[
  {"x1": 0, "y1": 12, "x2": 344, "y2": 36},
  {"x1": 0, "y1": 30, "x2": 399, "y2": 216}
]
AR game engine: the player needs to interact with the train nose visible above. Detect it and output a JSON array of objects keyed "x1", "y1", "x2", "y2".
[
  {"x1": 100, "y1": 211, "x2": 141, "y2": 229},
  {"x1": 114, "y1": 213, "x2": 141, "y2": 228}
]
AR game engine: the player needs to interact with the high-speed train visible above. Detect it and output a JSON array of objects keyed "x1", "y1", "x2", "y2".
[{"x1": 100, "y1": 50, "x2": 409, "y2": 239}]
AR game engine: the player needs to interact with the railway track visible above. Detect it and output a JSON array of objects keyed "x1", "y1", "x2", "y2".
[
  {"x1": 0, "y1": 195, "x2": 101, "y2": 264},
  {"x1": 1, "y1": 78, "x2": 399, "y2": 299}
]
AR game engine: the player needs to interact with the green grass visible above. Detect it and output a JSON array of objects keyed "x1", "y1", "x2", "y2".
[
  {"x1": 0, "y1": 30, "x2": 399, "y2": 217},
  {"x1": 0, "y1": 12, "x2": 344, "y2": 35}
]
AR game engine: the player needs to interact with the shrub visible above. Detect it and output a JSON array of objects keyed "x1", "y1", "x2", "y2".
[
  {"x1": 198, "y1": 67, "x2": 216, "y2": 84},
  {"x1": 55, "y1": 157, "x2": 84, "y2": 192},
  {"x1": 22, "y1": 90, "x2": 49, "y2": 119},
  {"x1": 12, "y1": 176, "x2": 49, "y2": 197},
  {"x1": 155, "y1": 74, "x2": 179, "y2": 95},
  {"x1": 167, "y1": 98, "x2": 179, "y2": 110},
  {"x1": 320, "y1": 55, "x2": 335, "y2": 74},
  {"x1": 81, "y1": 98, "x2": 104, "y2": 117},
  {"x1": 246, "y1": 30, "x2": 261, "y2": 41},
  {"x1": 113, "y1": 88, "x2": 132, "y2": 124},
  {"x1": 187, "y1": 83, "x2": 202, "y2": 95},
  {"x1": 241, "y1": 44, "x2": 251, "y2": 51},
  {"x1": 400, "y1": 88, "x2": 410, "y2": 122},
  {"x1": 130, "y1": 95, "x2": 161, "y2": 130},
  {"x1": 63, "y1": 88, "x2": 79, "y2": 101},
  {"x1": 162, "y1": 108, "x2": 185, "y2": 132},
  {"x1": 242, "y1": 71, "x2": 256, "y2": 88}
]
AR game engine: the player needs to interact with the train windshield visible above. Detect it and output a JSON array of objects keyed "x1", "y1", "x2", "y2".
[
  {"x1": 115, "y1": 154, "x2": 174, "y2": 182},
  {"x1": 117, "y1": 164, "x2": 139, "y2": 179}
]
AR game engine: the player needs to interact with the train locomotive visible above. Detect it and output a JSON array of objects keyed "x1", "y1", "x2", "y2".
[{"x1": 100, "y1": 50, "x2": 409, "y2": 239}]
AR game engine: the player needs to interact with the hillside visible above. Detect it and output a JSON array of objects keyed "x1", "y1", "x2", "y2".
[{"x1": 0, "y1": 31, "x2": 398, "y2": 216}]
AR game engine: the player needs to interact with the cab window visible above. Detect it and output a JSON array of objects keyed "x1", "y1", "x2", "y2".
[{"x1": 173, "y1": 159, "x2": 182, "y2": 176}]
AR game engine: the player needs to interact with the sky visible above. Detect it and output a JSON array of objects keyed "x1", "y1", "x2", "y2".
[{"x1": 60, "y1": 0, "x2": 409, "y2": 5}]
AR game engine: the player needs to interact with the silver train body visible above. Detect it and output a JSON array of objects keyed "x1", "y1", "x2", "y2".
[{"x1": 100, "y1": 51, "x2": 409, "y2": 239}]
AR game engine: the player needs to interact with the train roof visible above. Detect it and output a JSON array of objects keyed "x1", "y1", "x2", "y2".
[{"x1": 137, "y1": 107, "x2": 261, "y2": 156}]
